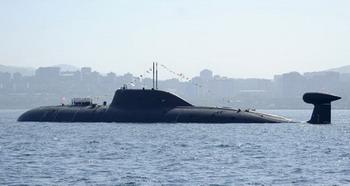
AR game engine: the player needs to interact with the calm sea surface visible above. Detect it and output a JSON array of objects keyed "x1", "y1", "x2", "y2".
[{"x1": 1, "y1": 109, "x2": 350, "y2": 185}]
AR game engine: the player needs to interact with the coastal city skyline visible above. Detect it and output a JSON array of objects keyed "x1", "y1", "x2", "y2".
[
  {"x1": 0, "y1": 63, "x2": 349, "y2": 109},
  {"x1": 1, "y1": 63, "x2": 350, "y2": 80}
]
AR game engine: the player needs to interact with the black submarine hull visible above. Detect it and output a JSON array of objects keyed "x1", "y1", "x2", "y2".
[
  {"x1": 18, "y1": 106, "x2": 292, "y2": 123},
  {"x1": 17, "y1": 89, "x2": 340, "y2": 124}
]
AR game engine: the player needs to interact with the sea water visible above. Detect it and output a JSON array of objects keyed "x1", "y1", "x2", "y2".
[{"x1": 0, "y1": 109, "x2": 350, "y2": 185}]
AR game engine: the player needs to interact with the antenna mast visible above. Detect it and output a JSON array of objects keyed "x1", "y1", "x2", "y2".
[
  {"x1": 156, "y1": 62, "x2": 158, "y2": 90},
  {"x1": 152, "y1": 62, "x2": 155, "y2": 89}
]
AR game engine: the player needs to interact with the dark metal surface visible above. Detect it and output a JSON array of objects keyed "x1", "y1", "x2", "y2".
[
  {"x1": 18, "y1": 89, "x2": 340, "y2": 124},
  {"x1": 303, "y1": 92, "x2": 341, "y2": 124}
]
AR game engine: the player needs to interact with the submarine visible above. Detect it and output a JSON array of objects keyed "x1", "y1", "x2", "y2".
[
  {"x1": 17, "y1": 87, "x2": 340, "y2": 124},
  {"x1": 18, "y1": 64, "x2": 341, "y2": 124}
]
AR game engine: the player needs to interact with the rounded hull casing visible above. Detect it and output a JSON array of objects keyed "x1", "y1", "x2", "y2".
[{"x1": 18, "y1": 105, "x2": 293, "y2": 123}]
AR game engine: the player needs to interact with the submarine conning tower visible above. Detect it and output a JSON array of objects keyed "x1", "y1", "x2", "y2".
[
  {"x1": 110, "y1": 88, "x2": 193, "y2": 108},
  {"x1": 303, "y1": 92, "x2": 341, "y2": 124}
]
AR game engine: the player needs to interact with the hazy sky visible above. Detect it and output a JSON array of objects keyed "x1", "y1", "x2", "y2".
[{"x1": 1, "y1": 0, "x2": 349, "y2": 79}]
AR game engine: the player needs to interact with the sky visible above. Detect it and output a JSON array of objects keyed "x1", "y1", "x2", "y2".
[{"x1": 0, "y1": 0, "x2": 349, "y2": 79}]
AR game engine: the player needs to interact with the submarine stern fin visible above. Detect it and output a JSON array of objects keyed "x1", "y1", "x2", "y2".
[{"x1": 303, "y1": 92, "x2": 341, "y2": 124}]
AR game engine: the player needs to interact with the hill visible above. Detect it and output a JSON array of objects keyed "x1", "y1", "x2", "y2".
[
  {"x1": 0, "y1": 64, "x2": 35, "y2": 76},
  {"x1": 328, "y1": 65, "x2": 350, "y2": 74}
]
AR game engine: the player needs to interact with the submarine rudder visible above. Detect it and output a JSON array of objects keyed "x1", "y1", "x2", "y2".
[{"x1": 303, "y1": 92, "x2": 341, "y2": 124}]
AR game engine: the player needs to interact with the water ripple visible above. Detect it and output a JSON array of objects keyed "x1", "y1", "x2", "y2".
[{"x1": 1, "y1": 110, "x2": 350, "y2": 185}]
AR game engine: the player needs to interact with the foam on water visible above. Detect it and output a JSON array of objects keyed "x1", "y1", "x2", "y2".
[{"x1": 1, "y1": 110, "x2": 350, "y2": 185}]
